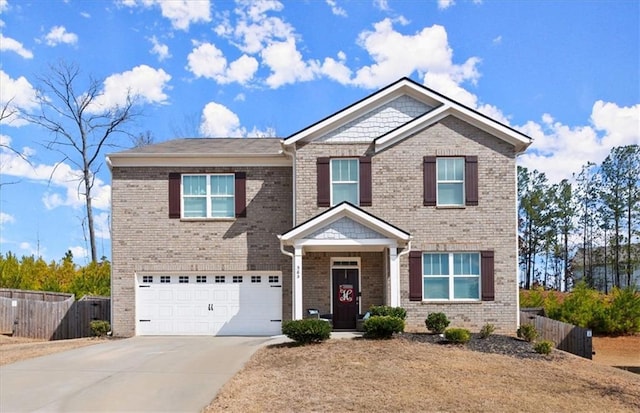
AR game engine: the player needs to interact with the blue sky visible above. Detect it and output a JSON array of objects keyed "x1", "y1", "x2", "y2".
[{"x1": 1, "y1": 0, "x2": 638, "y2": 263}]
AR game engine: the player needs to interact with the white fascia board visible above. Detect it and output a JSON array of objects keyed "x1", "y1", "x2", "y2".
[
  {"x1": 280, "y1": 203, "x2": 410, "y2": 244},
  {"x1": 107, "y1": 154, "x2": 292, "y2": 168},
  {"x1": 294, "y1": 239, "x2": 398, "y2": 249},
  {"x1": 285, "y1": 80, "x2": 441, "y2": 145},
  {"x1": 375, "y1": 104, "x2": 450, "y2": 152}
]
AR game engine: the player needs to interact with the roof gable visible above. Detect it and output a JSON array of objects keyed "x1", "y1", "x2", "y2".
[{"x1": 285, "y1": 77, "x2": 532, "y2": 153}]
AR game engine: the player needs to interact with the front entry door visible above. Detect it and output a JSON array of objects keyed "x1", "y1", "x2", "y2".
[{"x1": 332, "y1": 268, "x2": 359, "y2": 329}]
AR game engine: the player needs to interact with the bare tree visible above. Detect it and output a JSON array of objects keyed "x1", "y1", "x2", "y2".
[{"x1": 22, "y1": 61, "x2": 140, "y2": 262}]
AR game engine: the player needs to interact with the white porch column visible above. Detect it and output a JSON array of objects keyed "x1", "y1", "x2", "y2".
[
  {"x1": 293, "y1": 247, "x2": 304, "y2": 320},
  {"x1": 389, "y1": 246, "x2": 400, "y2": 307}
]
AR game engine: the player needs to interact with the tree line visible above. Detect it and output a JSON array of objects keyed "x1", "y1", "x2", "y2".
[
  {"x1": 519, "y1": 144, "x2": 640, "y2": 292},
  {"x1": 0, "y1": 251, "x2": 110, "y2": 298}
]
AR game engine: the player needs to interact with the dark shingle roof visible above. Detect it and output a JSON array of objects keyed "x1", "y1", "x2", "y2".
[{"x1": 111, "y1": 138, "x2": 283, "y2": 157}]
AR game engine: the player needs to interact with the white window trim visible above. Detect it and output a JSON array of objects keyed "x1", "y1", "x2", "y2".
[
  {"x1": 330, "y1": 158, "x2": 359, "y2": 206},
  {"x1": 181, "y1": 173, "x2": 235, "y2": 219},
  {"x1": 422, "y1": 252, "x2": 481, "y2": 301},
  {"x1": 436, "y1": 157, "x2": 465, "y2": 207}
]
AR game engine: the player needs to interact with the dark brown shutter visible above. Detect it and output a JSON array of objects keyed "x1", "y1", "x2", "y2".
[
  {"x1": 423, "y1": 156, "x2": 436, "y2": 206},
  {"x1": 465, "y1": 156, "x2": 478, "y2": 206},
  {"x1": 409, "y1": 250, "x2": 423, "y2": 301},
  {"x1": 359, "y1": 156, "x2": 372, "y2": 206},
  {"x1": 235, "y1": 172, "x2": 247, "y2": 218},
  {"x1": 168, "y1": 173, "x2": 181, "y2": 219},
  {"x1": 317, "y1": 157, "x2": 330, "y2": 207},
  {"x1": 481, "y1": 250, "x2": 495, "y2": 301}
]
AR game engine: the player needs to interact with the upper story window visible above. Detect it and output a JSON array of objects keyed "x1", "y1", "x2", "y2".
[
  {"x1": 182, "y1": 174, "x2": 235, "y2": 218},
  {"x1": 331, "y1": 159, "x2": 359, "y2": 205},
  {"x1": 437, "y1": 158, "x2": 464, "y2": 206},
  {"x1": 423, "y1": 156, "x2": 478, "y2": 207},
  {"x1": 423, "y1": 252, "x2": 480, "y2": 300}
]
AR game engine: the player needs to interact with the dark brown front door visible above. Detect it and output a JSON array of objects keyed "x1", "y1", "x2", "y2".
[{"x1": 332, "y1": 268, "x2": 359, "y2": 329}]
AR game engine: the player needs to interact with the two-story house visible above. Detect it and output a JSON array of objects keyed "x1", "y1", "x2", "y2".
[{"x1": 107, "y1": 78, "x2": 531, "y2": 337}]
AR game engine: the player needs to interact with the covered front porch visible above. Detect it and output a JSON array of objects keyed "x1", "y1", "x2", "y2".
[{"x1": 279, "y1": 203, "x2": 412, "y2": 329}]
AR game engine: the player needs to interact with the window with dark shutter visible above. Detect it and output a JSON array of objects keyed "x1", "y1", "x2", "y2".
[
  {"x1": 359, "y1": 156, "x2": 372, "y2": 206},
  {"x1": 317, "y1": 157, "x2": 330, "y2": 207},
  {"x1": 168, "y1": 173, "x2": 181, "y2": 219},
  {"x1": 235, "y1": 172, "x2": 247, "y2": 218},
  {"x1": 465, "y1": 156, "x2": 478, "y2": 206},
  {"x1": 423, "y1": 156, "x2": 436, "y2": 206},
  {"x1": 409, "y1": 250, "x2": 423, "y2": 301},
  {"x1": 481, "y1": 250, "x2": 495, "y2": 301}
]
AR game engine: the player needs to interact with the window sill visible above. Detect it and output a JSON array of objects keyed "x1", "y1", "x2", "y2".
[
  {"x1": 180, "y1": 217, "x2": 237, "y2": 222},
  {"x1": 435, "y1": 205, "x2": 466, "y2": 209},
  {"x1": 421, "y1": 300, "x2": 482, "y2": 304}
]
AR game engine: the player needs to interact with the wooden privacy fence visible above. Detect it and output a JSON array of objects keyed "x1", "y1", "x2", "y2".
[
  {"x1": 520, "y1": 309, "x2": 593, "y2": 359},
  {"x1": 0, "y1": 289, "x2": 110, "y2": 340}
]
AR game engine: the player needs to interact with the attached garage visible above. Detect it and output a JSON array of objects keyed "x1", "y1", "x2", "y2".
[{"x1": 135, "y1": 273, "x2": 282, "y2": 336}]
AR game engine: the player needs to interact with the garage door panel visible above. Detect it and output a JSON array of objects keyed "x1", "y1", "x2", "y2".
[{"x1": 136, "y1": 275, "x2": 282, "y2": 336}]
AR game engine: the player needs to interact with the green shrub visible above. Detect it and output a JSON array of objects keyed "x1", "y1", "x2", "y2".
[
  {"x1": 444, "y1": 328, "x2": 471, "y2": 344},
  {"x1": 517, "y1": 324, "x2": 538, "y2": 342},
  {"x1": 363, "y1": 315, "x2": 405, "y2": 339},
  {"x1": 520, "y1": 287, "x2": 545, "y2": 308},
  {"x1": 534, "y1": 340, "x2": 555, "y2": 355},
  {"x1": 557, "y1": 282, "x2": 607, "y2": 332},
  {"x1": 425, "y1": 312, "x2": 450, "y2": 334},
  {"x1": 89, "y1": 320, "x2": 110, "y2": 337},
  {"x1": 602, "y1": 287, "x2": 640, "y2": 335},
  {"x1": 282, "y1": 319, "x2": 331, "y2": 344},
  {"x1": 368, "y1": 305, "x2": 407, "y2": 320},
  {"x1": 479, "y1": 323, "x2": 495, "y2": 339}
]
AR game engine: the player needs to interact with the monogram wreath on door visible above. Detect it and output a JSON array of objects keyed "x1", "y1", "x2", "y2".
[{"x1": 338, "y1": 284, "x2": 354, "y2": 303}]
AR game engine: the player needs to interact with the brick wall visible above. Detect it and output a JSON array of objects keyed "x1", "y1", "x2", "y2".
[
  {"x1": 111, "y1": 166, "x2": 293, "y2": 336},
  {"x1": 294, "y1": 115, "x2": 519, "y2": 333}
]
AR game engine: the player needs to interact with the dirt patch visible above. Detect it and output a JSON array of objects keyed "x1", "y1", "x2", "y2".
[
  {"x1": 593, "y1": 336, "x2": 640, "y2": 368},
  {"x1": 0, "y1": 335, "x2": 104, "y2": 366},
  {"x1": 205, "y1": 337, "x2": 640, "y2": 413}
]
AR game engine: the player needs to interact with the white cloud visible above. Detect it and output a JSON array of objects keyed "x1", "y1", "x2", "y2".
[
  {"x1": 89, "y1": 65, "x2": 171, "y2": 113},
  {"x1": 261, "y1": 38, "x2": 319, "y2": 88},
  {"x1": 186, "y1": 42, "x2": 258, "y2": 85},
  {"x1": 0, "y1": 33, "x2": 33, "y2": 59},
  {"x1": 93, "y1": 212, "x2": 111, "y2": 239},
  {"x1": 199, "y1": 102, "x2": 246, "y2": 137},
  {"x1": 0, "y1": 136, "x2": 112, "y2": 212},
  {"x1": 320, "y1": 53, "x2": 353, "y2": 84},
  {"x1": 80, "y1": 11, "x2": 91, "y2": 18},
  {"x1": 373, "y1": 0, "x2": 389, "y2": 11},
  {"x1": 438, "y1": 0, "x2": 455, "y2": 10},
  {"x1": 69, "y1": 246, "x2": 89, "y2": 260},
  {"x1": 517, "y1": 102, "x2": 640, "y2": 183},
  {"x1": 149, "y1": 36, "x2": 171, "y2": 61},
  {"x1": 120, "y1": 0, "x2": 211, "y2": 31},
  {"x1": 0, "y1": 0, "x2": 8, "y2": 13},
  {"x1": 0, "y1": 212, "x2": 15, "y2": 224},
  {"x1": 353, "y1": 20, "x2": 480, "y2": 90},
  {"x1": 326, "y1": 0, "x2": 347, "y2": 17},
  {"x1": 492, "y1": 35, "x2": 502, "y2": 45},
  {"x1": 0, "y1": 70, "x2": 38, "y2": 126},
  {"x1": 44, "y1": 26, "x2": 78, "y2": 46}
]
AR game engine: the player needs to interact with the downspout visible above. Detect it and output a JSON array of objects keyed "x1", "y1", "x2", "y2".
[
  {"x1": 280, "y1": 142, "x2": 297, "y2": 321},
  {"x1": 394, "y1": 239, "x2": 412, "y2": 306}
]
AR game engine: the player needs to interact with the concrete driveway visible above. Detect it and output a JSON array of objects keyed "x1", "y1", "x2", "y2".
[{"x1": 0, "y1": 336, "x2": 277, "y2": 412}]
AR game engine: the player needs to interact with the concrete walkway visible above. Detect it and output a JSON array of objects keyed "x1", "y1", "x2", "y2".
[{"x1": 0, "y1": 336, "x2": 274, "y2": 413}]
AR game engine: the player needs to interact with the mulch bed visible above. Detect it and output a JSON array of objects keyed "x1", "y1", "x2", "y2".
[{"x1": 400, "y1": 332, "x2": 569, "y2": 360}]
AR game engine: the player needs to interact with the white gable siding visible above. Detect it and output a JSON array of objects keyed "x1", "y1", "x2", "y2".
[
  {"x1": 307, "y1": 217, "x2": 384, "y2": 240},
  {"x1": 317, "y1": 95, "x2": 432, "y2": 143}
]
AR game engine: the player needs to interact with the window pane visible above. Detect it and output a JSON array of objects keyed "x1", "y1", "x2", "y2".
[
  {"x1": 454, "y1": 253, "x2": 479, "y2": 275},
  {"x1": 333, "y1": 183, "x2": 358, "y2": 204},
  {"x1": 424, "y1": 277, "x2": 449, "y2": 299},
  {"x1": 423, "y1": 253, "x2": 448, "y2": 275},
  {"x1": 183, "y1": 176, "x2": 206, "y2": 195},
  {"x1": 184, "y1": 197, "x2": 206, "y2": 217},
  {"x1": 437, "y1": 158, "x2": 463, "y2": 180},
  {"x1": 454, "y1": 277, "x2": 480, "y2": 299},
  {"x1": 210, "y1": 175, "x2": 234, "y2": 196},
  {"x1": 438, "y1": 183, "x2": 463, "y2": 205},
  {"x1": 332, "y1": 159, "x2": 358, "y2": 181},
  {"x1": 211, "y1": 197, "x2": 234, "y2": 217}
]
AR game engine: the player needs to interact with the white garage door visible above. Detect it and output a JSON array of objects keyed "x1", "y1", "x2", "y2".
[{"x1": 136, "y1": 274, "x2": 282, "y2": 336}]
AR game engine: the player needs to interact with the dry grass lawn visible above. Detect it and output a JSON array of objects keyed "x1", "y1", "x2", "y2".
[
  {"x1": 0, "y1": 335, "x2": 102, "y2": 366},
  {"x1": 206, "y1": 337, "x2": 640, "y2": 413}
]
